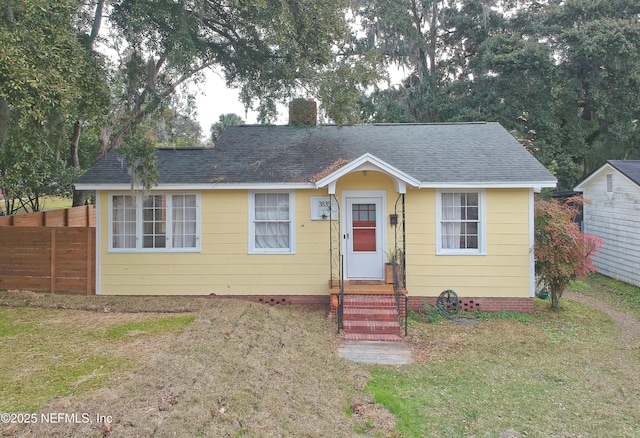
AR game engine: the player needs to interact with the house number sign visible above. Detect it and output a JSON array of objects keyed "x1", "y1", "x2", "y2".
[{"x1": 311, "y1": 197, "x2": 338, "y2": 220}]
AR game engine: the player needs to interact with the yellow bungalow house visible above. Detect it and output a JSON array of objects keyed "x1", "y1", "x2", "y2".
[{"x1": 75, "y1": 122, "x2": 556, "y2": 338}]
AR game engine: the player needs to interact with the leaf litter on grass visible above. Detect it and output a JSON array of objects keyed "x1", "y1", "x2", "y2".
[
  {"x1": 13, "y1": 299, "x2": 397, "y2": 437},
  {"x1": 368, "y1": 297, "x2": 640, "y2": 437},
  {"x1": 0, "y1": 307, "x2": 192, "y2": 414},
  {"x1": 13, "y1": 277, "x2": 640, "y2": 437}
]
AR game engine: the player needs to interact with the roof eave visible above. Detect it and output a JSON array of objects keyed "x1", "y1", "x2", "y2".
[
  {"x1": 76, "y1": 180, "x2": 557, "y2": 191},
  {"x1": 74, "y1": 182, "x2": 318, "y2": 191},
  {"x1": 419, "y1": 181, "x2": 557, "y2": 189}
]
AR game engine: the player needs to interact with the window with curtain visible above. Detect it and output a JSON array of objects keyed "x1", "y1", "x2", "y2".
[
  {"x1": 110, "y1": 193, "x2": 200, "y2": 252},
  {"x1": 112, "y1": 195, "x2": 136, "y2": 249},
  {"x1": 250, "y1": 192, "x2": 295, "y2": 253},
  {"x1": 142, "y1": 195, "x2": 166, "y2": 248},
  {"x1": 172, "y1": 194, "x2": 197, "y2": 248},
  {"x1": 438, "y1": 191, "x2": 483, "y2": 254}
]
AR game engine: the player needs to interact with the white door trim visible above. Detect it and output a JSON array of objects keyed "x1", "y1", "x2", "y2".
[{"x1": 342, "y1": 190, "x2": 386, "y2": 280}]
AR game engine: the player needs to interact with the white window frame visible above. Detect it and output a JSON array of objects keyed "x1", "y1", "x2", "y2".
[
  {"x1": 248, "y1": 191, "x2": 296, "y2": 254},
  {"x1": 108, "y1": 192, "x2": 201, "y2": 253},
  {"x1": 435, "y1": 189, "x2": 486, "y2": 255},
  {"x1": 606, "y1": 173, "x2": 613, "y2": 194}
]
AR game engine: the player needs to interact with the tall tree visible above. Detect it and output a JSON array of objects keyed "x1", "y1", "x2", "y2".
[
  {"x1": 154, "y1": 110, "x2": 204, "y2": 148},
  {"x1": 210, "y1": 113, "x2": 245, "y2": 144},
  {"x1": 105, "y1": 0, "x2": 379, "y2": 141},
  {"x1": 69, "y1": 0, "x2": 110, "y2": 206},
  {"x1": 360, "y1": 0, "x2": 513, "y2": 123},
  {"x1": 360, "y1": 0, "x2": 640, "y2": 189},
  {"x1": 461, "y1": 33, "x2": 559, "y2": 158},
  {"x1": 542, "y1": 0, "x2": 640, "y2": 185},
  {"x1": 89, "y1": 0, "x2": 380, "y2": 183},
  {"x1": 2, "y1": 0, "x2": 381, "y2": 208},
  {"x1": 359, "y1": 0, "x2": 448, "y2": 122},
  {"x1": 0, "y1": 0, "x2": 108, "y2": 212}
]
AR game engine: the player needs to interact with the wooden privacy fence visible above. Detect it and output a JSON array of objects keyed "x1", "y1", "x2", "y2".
[
  {"x1": 0, "y1": 205, "x2": 95, "y2": 227},
  {"x1": 0, "y1": 206, "x2": 96, "y2": 295}
]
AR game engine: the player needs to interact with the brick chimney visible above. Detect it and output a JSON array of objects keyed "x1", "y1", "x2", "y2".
[{"x1": 288, "y1": 99, "x2": 317, "y2": 127}]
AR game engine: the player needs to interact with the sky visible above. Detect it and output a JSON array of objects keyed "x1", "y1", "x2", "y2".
[
  {"x1": 193, "y1": 72, "x2": 254, "y2": 131},
  {"x1": 194, "y1": 66, "x2": 407, "y2": 134},
  {"x1": 194, "y1": 71, "x2": 286, "y2": 132}
]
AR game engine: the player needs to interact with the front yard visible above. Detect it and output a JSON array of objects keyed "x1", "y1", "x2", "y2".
[{"x1": 1, "y1": 275, "x2": 639, "y2": 437}]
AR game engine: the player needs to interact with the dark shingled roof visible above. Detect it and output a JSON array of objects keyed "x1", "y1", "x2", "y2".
[
  {"x1": 608, "y1": 160, "x2": 640, "y2": 186},
  {"x1": 76, "y1": 122, "x2": 556, "y2": 186}
]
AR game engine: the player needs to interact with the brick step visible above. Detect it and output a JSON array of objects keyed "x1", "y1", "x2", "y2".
[
  {"x1": 343, "y1": 295, "x2": 397, "y2": 309},
  {"x1": 343, "y1": 288, "x2": 394, "y2": 295},
  {"x1": 343, "y1": 333, "x2": 404, "y2": 342},
  {"x1": 343, "y1": 308, "x2": 399, "y2": 321},
  {"x1": 331, "y1": 283, "x2": 395, "y2": 295},
  {"x1": 342, "y1": 320, "x2": 403, "y2": 336}
]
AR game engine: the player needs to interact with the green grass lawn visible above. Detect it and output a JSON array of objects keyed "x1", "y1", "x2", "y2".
[
  {"x1": 0, "y1": 308, "x2": 194, "y2": 412},
  {"x1": 1, "y1": 276, "x2": 638, "y2": 437},
  {"x1": 367, "y1": 275, "x2": 640, "y2": 437},
  {"x1": 2, "y1": 196, "x2": 73, "y2": 214},
  {"x1": 0, "y1": 296, "x2": 395, "y2": 437},
  {"x1": 571, "y1": 273, "x2": 640, "y2": 320},
  {"x1": 40, "y1": 196, "x2": 73, "y2": 210}
]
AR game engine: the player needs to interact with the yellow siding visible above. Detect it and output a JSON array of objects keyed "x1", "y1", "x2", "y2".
[
  {"x1": 405, "y1": 188, "x2": 532, "y2": 297},
  {"x1": 99, "y1": 190, "x2": 331, "y2": 295},
  {"x1": 97, "y1": 181, "x2": 533, "y2": 298}
]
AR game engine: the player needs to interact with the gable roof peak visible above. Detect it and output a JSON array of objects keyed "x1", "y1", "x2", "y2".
[
  {"x1": 574, "y1": 160, "x2": 640, "y2": 190},
  {"x1": 607, "y1": 160, "x2": 640, "y2": 186},
  {"x1": 314, "y1": 153, "x2": 421, "y2": 194}
]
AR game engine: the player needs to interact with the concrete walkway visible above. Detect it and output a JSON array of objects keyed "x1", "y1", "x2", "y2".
[{"x1": 337, "y1": 340, "x2": 414, "y2": 365}]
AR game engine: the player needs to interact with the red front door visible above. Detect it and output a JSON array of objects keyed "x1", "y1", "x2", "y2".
[{"x1": 345, "y1": 194, "x2": 385, "y2": 279}]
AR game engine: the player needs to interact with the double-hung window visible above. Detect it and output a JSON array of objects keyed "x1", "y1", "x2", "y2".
[
  {"x1": 436, "y1": 190, "x2": 485, "y2": 255},
  {"x1": 110, "y1": 193, "x2": 200, "y2": 252},
  {"x1": 249, "y1": 192, "x2": 295, "y2": 253}
]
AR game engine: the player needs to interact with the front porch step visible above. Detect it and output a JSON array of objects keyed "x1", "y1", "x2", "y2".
[
  {"x1": 343, "y1": 295, "x2": 397, "y2": 309},
  {"x1": 343, "y1": 333, "x2": 404, "y2": 342},
  {"x1": 340, "y1": 294, "x2": 404, "y2": 337},
  {"x1": 344, "y1": 308, "x2": 398, "y2": 321},
  {"x1": 330, "y1": 280, "x2": 395, "y2": 295},
  {"x1": 342, "y1": 320, "x2": 403, "y2": 336}
]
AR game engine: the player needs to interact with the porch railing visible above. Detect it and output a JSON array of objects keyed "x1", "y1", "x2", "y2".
[
  {"x1": 337, "y1": 255, "x2": 344, "y2": 333},
  {"x1": 329, "y1": 195, "x2": 343, "y2": 333},
  {"x1": 393, "y1": 194, "x2": 408, "y2": 336},
  {"x1": 392, "y1": 251, "x2": 408, "y2": 336}
]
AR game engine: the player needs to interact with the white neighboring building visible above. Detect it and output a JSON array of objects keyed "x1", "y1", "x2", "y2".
[{"x1": 574, "y1": 160, "x2": 640, "y2": 287}]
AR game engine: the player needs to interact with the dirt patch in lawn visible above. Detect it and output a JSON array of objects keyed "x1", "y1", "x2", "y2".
[
  {"x1": 565, "y1": 291, "x2": 640, "y2": 350},
  {"x1": 3, "y1": 283, "x2": 640, "y2": 437},
  {"x1": 6, "y1": 298, "x2": 396, "y2": 437}
]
